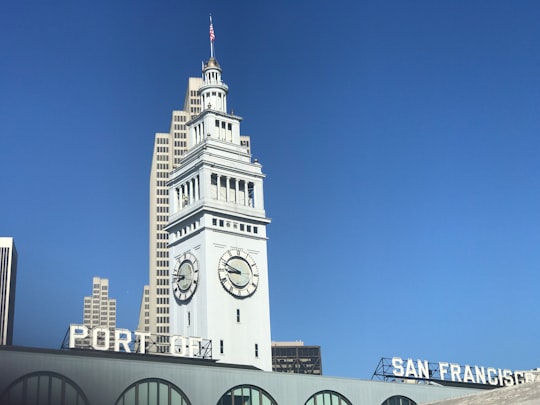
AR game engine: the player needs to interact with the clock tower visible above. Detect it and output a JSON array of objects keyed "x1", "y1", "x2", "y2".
[{"x1": 166, "y1": 43, "x2": 272, "y2": 370}]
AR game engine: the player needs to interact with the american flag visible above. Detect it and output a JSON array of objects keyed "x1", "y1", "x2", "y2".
[{"x1": 209, "y1": 23, "x2": 215, "y2": 42}]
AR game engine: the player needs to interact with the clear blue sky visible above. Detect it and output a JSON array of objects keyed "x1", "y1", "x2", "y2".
[{"x1": 1, "y1": 0, "x2": 539, "y2": 379}]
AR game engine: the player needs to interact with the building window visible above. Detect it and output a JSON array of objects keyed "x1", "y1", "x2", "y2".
[
  {"x1": 115, "y1": 378, "x2": 190, "y2": 405},
  {"x1": 381, "y1": 396, "x2": 417, "y2": 405},
  {"x1": 0, "y1": 371, "x2": 90, "y2": 405},
  {"x1": 220, "y1": 340, "x2": 224, "y2": 354},
  {"x1": 255, "y1": 344, "x2": 259, "y2": 358},
  {"x1": 236, "y1": 309, "x2": 240, "y2": 323},
  {"x1": 305, "y1": 390, "x2": 352, "y2": 405},
  {"x1": 217, "y1": 385, "x2": 277, "y2": 405}
]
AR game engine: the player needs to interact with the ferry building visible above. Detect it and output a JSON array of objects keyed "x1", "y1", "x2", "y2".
[{"x1": 0, "y1": 21, "x2": 528, "y2": 405}]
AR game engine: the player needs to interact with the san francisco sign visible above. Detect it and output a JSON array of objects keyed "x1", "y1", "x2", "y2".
[{"x1": 373, "y1": 357, "x2": 537, "y2": 387}]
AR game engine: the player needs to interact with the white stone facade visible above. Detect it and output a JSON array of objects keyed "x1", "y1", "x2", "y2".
[{"x1": 166, "y1": 58, "x2": 272, "y2": 371}]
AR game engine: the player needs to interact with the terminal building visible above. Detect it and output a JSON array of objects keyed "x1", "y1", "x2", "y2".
[{"x1": 0, "y1": 345, "x2": 483, "y2": 405}]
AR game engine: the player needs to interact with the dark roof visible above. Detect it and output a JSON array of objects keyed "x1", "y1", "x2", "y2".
[{"x1": 0, "y1": 345, "x2": 261, "y2": 371}]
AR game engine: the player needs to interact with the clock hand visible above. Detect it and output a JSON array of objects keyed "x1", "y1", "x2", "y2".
[{"x1": 225, "y1": 263, "x2": 242, "y2": 274}]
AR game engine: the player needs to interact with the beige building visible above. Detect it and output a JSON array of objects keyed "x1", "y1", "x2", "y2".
[
  {"x1": 0, "y1": 237, "x2": 17, "y2": 346},
  {"x1": 139, "y1": 71, "x2": 250, "y2": 353},
  {"x1": 79, "y1": 277, "x2": 116, "y2": 350},
  {"x1": 138, "y1": 77, "x2": 203, "y2": 353}
]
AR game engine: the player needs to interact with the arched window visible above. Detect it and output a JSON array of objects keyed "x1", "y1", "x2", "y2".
[
  {"x1": 115, "y1": 378, "x2": 190, "y2": 405},
  {"x1": 305, "y1": 390, "x2": 352, "y2": 405},
  {"x1": 0, "y1": 371, "x2": 89, "y2": 405},
  {"x1": 381, "y1": 395, "x2": 417, "y2": 405},
  {"x1": 216, "y1": 384, "x2": 277, "y2": 405}
]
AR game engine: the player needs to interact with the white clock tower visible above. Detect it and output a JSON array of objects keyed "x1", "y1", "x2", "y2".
[{"x1": 166, "y1": 46, "x2": 272, "y2": 371}]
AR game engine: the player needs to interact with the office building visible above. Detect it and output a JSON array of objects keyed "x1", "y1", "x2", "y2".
[
  {"x1": 140, "y1": 76, "x2": 201, "y2": 353},
  {"x1": 77, "y1": 277, "x2": 116, "y2": 350},
  {"x1": 272, "y1": 341, "x2": 323, "y2": 375},
  {"x1": 0, "y1": 237, "x2": 17, "y2": 346}
]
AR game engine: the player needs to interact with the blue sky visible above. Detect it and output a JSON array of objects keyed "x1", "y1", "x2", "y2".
[{"x1": 1, "y1": 0, "x2": 539, "y2": 379}]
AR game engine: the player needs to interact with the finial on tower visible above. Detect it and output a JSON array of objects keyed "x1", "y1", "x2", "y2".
[{"x1": 209, "y1": 15, "x2": 216, "y2": 59}]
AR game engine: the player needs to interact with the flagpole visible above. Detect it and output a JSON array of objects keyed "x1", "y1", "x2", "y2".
[{"x1": 209, "y1": 15, "x2": 215, "y2": 58}]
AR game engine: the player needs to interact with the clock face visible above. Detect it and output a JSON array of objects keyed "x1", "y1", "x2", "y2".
[
  {"x1": 172, "y1": 252, "x2": 199, "y2": 302},
  {"x1": 218, "y1": 249, "x2": 259, "y2": 298}
]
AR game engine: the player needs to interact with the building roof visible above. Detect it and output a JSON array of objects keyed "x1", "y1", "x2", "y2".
[
  {"x1": 0, "y1": 345, "x2": 260, "y2": 370},
  {"x1": 425, "y1": 380, "x2": 540, "y2": 405}
]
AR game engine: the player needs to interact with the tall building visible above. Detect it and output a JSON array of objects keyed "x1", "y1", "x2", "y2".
[
  {"x1": 166, "y1": 51, "x2": 272, "y2": 370},
  {"x1": 0, "y1": 237, "x2": 17, "y2": 346},
  {"x1": 140, "y1": 35, "x2": 250, "y2": 354},
  {"x1": 140, "y1": 77, "x2": 202, "y2": 352},
  {"x1": 272, "y1": 341, "x2": 323, "y2": 375},
  {"x1": 78, "y1": 277, "x2": 116, "y2": 350}
]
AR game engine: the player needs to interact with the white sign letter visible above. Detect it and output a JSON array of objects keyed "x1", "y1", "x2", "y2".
[
  {"x1": 463, "y1": 365, "x2": 475, "y2": 383},
  {"x1": 92, "y1": 327, "x2": 110, "y2": 351},
  {"x1": 392, "y1": 357, "x2": 404, "y2": 377},
  {"x1": 134, "y1": 331, "x2": 151, "y2": 354},
  {"x1": 114, "y1": 329, "x2": 132, "y2": 353},
  {"x1": 439, "y1": 362, "x2": 449, "y2": 380},
  {"x1": 170, "y1": 335, "x2": 186, "y2": 357},
  {"x1": 487, "y1": 367, "x2": 498, "y2": 385},
  {"x1": 69, "y1": 324, "x2": 88, "y2": 348},
  {"x1": 189, "y1": 337, "x2": 202, "y2": 357},
  {"x1": 450, "y1": 363, "x2": 461, "y2": 382},
  {"x1": 405, "y1": 359, "x2": 418, "y2": 378}
]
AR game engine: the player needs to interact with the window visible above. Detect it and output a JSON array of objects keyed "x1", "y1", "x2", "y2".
[
  {"x1": 220, "y1": 340, "x2": 224, "y2": 354},
  {"x1": 255, "y1": 343, "x2": 259, "y2": 357},
  {"x1": 381, "y1": 396, "x2": 417, "y2": 405},
  {"x1": 115, "y1": 378, "x2": 190, "y2": 405},
  {"x1": 0, "y1": 372, "x2": 90, "y2": 405},
  {"x1": 305, "y1": 390, "x2": 352, "y2": 405},
  {"x1": 216, "y1": 385, "x2": 277, "y2": 405},
  {"x1": 236, "y1": 309, "x2": 240, "y2": 323}
]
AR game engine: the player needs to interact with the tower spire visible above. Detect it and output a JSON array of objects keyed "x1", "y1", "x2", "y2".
[{"x1": 209, "y1": 15, "x2": 215, "y2": 59}]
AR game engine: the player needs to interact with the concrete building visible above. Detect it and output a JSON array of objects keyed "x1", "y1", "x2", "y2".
[
  {"x1": 0, "y1": 237, "x2": 17, "y2": 346},
  {"x1": 77, "y1": 277, "x2": 116, "y2": 350},
  {"x1": 272, "y1": 341, "x2": 323, "y2": 375}
]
